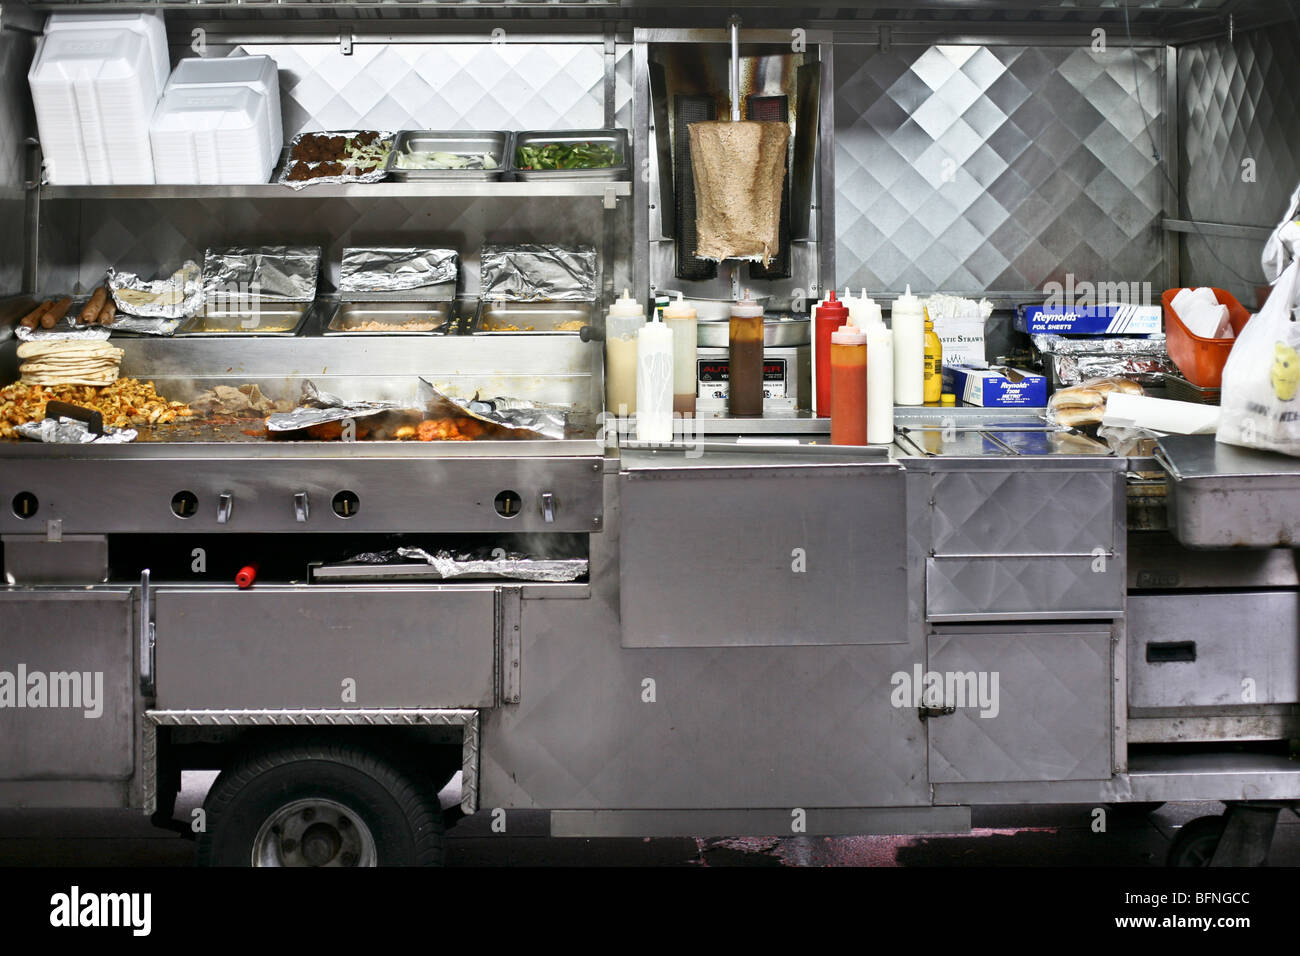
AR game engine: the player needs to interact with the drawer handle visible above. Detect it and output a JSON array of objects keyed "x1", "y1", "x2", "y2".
[{"x1": 1147, "y1": 641, "x2": 1196, "y2": 663}]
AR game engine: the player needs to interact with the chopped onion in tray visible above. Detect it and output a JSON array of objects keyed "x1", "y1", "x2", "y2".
[{"x1": 395, "y1": 150, "x2": 498, "y2": 170}]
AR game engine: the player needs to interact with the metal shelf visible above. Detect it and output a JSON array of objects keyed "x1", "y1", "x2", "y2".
[{"x1": 40, "y1": 181, "x2": 631, "y2": 205}]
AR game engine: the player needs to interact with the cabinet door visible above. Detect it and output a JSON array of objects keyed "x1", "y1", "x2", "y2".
[
  {"x1": 926, "y1": 624, "x2": 1113, "y2": 783},
  {"x1": 0, "y1": 590, "x2": 135, "y2": 782}
]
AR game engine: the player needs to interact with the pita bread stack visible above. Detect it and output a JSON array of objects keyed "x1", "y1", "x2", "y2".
[{"x1": 17, "y1": 340, "x2": 124, "y2": 386}]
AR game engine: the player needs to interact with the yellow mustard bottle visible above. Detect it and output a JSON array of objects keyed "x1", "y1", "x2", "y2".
[{"x1": 923, "y1": 308, "x2": 943, "y2": 404}]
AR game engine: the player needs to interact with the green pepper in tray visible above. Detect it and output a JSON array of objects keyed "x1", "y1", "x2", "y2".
[{"x1": 515, "y1": 141, "x2": 619, "y2": 170}]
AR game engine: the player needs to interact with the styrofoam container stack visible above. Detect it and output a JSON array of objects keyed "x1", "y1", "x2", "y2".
[
  {"x1": 28, "y1": 12, "x2": 169, "y2": 185},
  {"x1": 150, "y1": 55, "x2": 282, "y2": 185}
]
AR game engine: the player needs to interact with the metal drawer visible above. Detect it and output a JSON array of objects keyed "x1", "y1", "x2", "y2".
[
  {"x1": 926, "y1": 555, "x2": 1124, "y2": 621},
  {"x1": 1129, "y1": 592, "x2": 1300, "y2": 709},
  {"x1": 155, "y1": 586, "x2": 496, "y2": 709}
]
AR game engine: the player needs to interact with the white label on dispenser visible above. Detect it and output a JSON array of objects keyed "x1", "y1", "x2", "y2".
[{"x1": 697, "y1": 358, "x2": 788, "y2": 399}]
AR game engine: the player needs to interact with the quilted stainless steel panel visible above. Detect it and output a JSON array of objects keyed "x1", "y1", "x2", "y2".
[
  {"x1": 1179, "y1": 29, "x2": 1300, "y2": 301},
  {"x1": 928, "y1": 626, "x2": 1113, "y2": 783},
  {"x1": 0, "y1": 28, "x2": 32, "y2": 296},
  {"x1": 834, "y1": 44, "x2": 1165, "y2": 294},
  {"x1": 927, "y1": 555, "x2": 1123, "y2": 620},
  {"x1": 931, "y1": 468, "x2": 1116, "y2": 555}
]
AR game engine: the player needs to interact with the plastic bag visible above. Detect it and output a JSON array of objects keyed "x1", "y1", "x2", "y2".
[
  {"x1": 1263, "y1": 181, "x2": 1300, "y2": 284},
  {"x1": 1217, "y1": 259, "x2": 1300, "y2": 456}
]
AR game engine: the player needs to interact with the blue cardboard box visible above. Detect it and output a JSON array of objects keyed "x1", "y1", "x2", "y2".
[
  {"x1": 942, "y1": 365, "x2": 1048, "y2": 407},
  {"x1": 1017, "y1": 304, "x2": 1162, "y2": 336}
]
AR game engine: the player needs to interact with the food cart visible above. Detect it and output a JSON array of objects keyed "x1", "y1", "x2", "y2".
[{"x1": 0, "y1": 0, "x2": 1298, "y2": 868}]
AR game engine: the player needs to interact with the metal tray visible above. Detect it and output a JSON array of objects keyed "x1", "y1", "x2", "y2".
[
  {"x1": 385, "y1": 130, "x2": 510, "y2": 181},
  {"x1": 177, "y1": 300, "x2": 313, "y2": 336},
  {"x1": 697, "y1": 315, "x2": 810, "y2": 348},
  {"x1": 510, "y1": 129, "x2": 629, "y2": 182},
  {"x1": 325, "y1": 300, "x2": 456, "y2": 335},
  {"x1": 473, "y1": 302, "x2": 593, "y2": 334}
]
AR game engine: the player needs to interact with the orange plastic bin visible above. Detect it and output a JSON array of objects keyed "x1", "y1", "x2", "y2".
[{"x1": 1161, "y1": 287, "x2": 1253, "y2": 389}]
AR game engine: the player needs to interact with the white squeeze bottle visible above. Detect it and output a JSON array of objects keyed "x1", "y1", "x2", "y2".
[
  {"x1": 636, "y1": 308, "x2": 674, "y2": 443},
  {"x1": 891, "y1": 285, "x2": 925, "y2": 406},
  {"x1": 867, "y1": 323, "x2": 894, "y2": 444},
  {"x1": 662, "y1": 292, "x2": 698, "y2": 416},
  {"x1": 852, "y1": 288, "x2": 883, "y2": 329},
  {"x1": 605, "y1": 288, "x2": 645, "y2": 416}
]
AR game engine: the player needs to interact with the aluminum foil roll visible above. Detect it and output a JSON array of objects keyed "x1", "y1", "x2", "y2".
[
  {"x1": 203, "y1": 246, "x2": 322, "y2": 304},
  {"x1": 419, "y1": 378, "x2": 568, "y2": 440},
  {"x1": 16, "y1": 418, "x2": 137, "y2": 444},
  {"x1": 108, "y1": 261, "x2": 203, "y2": 319},
  {"x1": 338, "y1": 247, "x2": 459, "y2": 296},
  {"x1": 336, "y1": 547, "x2": 587, "y2": 583},
  {"x1": 266, "y1": 381, "x2": 404, "y2": 432},
  {"x1": 480, "y1": 243, "x2": 597, "y2": 302}
]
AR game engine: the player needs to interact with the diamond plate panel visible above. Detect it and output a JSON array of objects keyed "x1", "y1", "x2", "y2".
[
  {"x1": 237, "y1": 41, "x2": 608, "y2": 134},
  {"x1": 931, "y1": 469, "x2": 1116, "y2": 555},
  {"x1": 928, "y1": 628, "x2": 1112, "y2": 783},
  {"x1": 927, "y1": 555, "x2": 1124, "y2": 619},
  {"x1": 835, "y1": 45, "x2": 1165, "y2": 294},
  {"x1": 1179, "y1": 29, "x2": 1300, "y2": 302}
]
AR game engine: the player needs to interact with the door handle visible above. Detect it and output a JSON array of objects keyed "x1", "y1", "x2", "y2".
[{"x1": 139, "y1": 569, "x2": 156, "y2": 697}]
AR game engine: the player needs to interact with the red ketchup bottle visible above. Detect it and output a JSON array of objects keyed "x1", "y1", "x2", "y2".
[{"x1": 815, "y1": 290, "x2": 849, "y2": 418}]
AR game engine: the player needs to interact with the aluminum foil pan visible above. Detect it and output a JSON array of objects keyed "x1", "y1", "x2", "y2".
[
  {"x1": 338, "y1": 247, "x2": 458, "y2": 298},
  {"x1": 278, "y1": 130, "x2": 395, "y2": 190},
  {"x1": 266, "y1": 381, "x2": 405, "y2": 432},
  {"x1": 323, "y1": 547, "x2": 587, "y2": 583},
  {"x1": 1033, "y1": 333, "x2": 1176, "y2": 387},
  {"x1": 16, "y1": 419, "x2": 136, "y2": 444},
  {"x1": 203, "y1": 246, "x2": 321, "y2": 303},
  {"x1": 108, "y1": 261, "x2": 203, "y2": 320},
  {"x1": 16, "y1": 318, "x2": 112, "y2": 343},
  {"x1": 420, "y1": 377, "x2": 568, "y2": 440},
  {"x1": 480, "y1": 243, "x2": 597, "y2": 302}
]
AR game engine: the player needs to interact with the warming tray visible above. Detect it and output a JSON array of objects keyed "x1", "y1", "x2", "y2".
[
  {"x1": 324, "y1": 300, "x2": 460, "y2": 334},
  {"x1": 177, "y1": 300, "x2": 314, "y2": 336},
  {"x1": 473, "y1": 302, "x2": 592, "y2": 333},
  {"x1": 511, "y1": 129, "x2": 629, "y2": 182},
  {"x1": 385, "y1": 130, "x2": 510, "y2": 182},
  {"x1": 1156, "y1": 434, "x2": 1300, "y2": 548}
]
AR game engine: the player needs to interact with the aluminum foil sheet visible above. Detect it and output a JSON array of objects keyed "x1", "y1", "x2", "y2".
[
  {"x1": 108, "y1": 261, "x2": 203, "y2": 320},
  {"x1": 420, "y1": 378, "x2": 568, "y2": 441},
  {"x1": 16, "y1": 419, "x2": 136, "y2": 444},
  {"x1": 336, "y1": 547, "x2": 587, "y2": 583},
  {"x1": 1032, "y1": 334, "x2": 1177, "y2": 386},
  {"x1": 278, "y1": 130, "x2": 395, "y2": 190},
  {"x1": 480, "y1": 243, "x2": 597, "y2": 302},
  {"x1": 203, "y1": 247, "x2": 321, "y2": 303},
  {"x1": 338, "y1": 247, "x2": 458, "y2": 295},
  {"x1": 101, "y1": 315, "x2": 181, "y2": 336},
  {"x1": 16, "y1": 320, "x2": 112, "y2": 343},
  {"x1": 266, "y1": 381, "x2": 404, "y2": 432}
]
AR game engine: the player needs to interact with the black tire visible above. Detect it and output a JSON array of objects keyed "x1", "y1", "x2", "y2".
[
  {"x1": 1166, "y1": 814, "x2": 1227, "y2": 867},
  {"x1": 197, "y1": 741, "x2": 444, "y2": 867}
]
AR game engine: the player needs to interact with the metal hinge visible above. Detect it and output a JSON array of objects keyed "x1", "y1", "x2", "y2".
[
  {"x1": 340, "y1": 27, "x2": 354, "y2": 56},
  {"x1": 918, "y1": 705, "x2": 956, "y2": 721}
]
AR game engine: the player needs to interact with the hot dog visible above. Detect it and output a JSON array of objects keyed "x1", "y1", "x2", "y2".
[
  {"x1": 18, "y1": 300, "x2": 52, "y2": 329},
  {"x1": 41, "y1": 296, "x2": 73, "y2": 329},
  {"x1": 98, "y1": 298, "x2": 117, "y2": 325},
  {"x1": 80, "y1": 286, "x2": 108, "y2": 325}
]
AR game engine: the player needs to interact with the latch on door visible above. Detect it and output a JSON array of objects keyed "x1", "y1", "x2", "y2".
[{"x1": 918, "y1": 705, "x2": 956, "y2": 720}]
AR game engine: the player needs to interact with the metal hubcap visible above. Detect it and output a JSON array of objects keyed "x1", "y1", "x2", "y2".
[{"x1": 252, "y1": 798, "x2": 377, "y2": 867}]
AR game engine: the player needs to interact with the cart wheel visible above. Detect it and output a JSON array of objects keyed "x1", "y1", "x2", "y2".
[
  {"x1": 196, "y1": 741, "x2": 444, "y2": 867},
  {"x1": 1166, "y1": 814, "x2": 1227, "y2": 867}
]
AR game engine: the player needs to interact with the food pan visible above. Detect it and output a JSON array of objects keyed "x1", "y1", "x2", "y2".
[
  {"x1": 473, "y1": 302, "x2": 593, "y2": 334},
  {"x1": 325, "y1": 300, "x2": 454, "y2": 335},
  {"x1": 385, "y1": 131, "x2": 510, "y2": 182},
  {"x1": 697, "y1": 315, "x2": 810, "y2": 348},
  {"x1": 510, "y1": 129, "x2": 629, "y2": 182},
  {"x1": 177, "y1": 300, "x2": 314, "y2": 336}
]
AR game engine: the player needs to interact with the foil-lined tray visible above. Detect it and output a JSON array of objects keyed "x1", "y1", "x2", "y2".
[
  {"x1": 1033, "y1": 333, "x2": 1176, "y2": 387},
  {"x1": 324, "y1": 300, "x2": 453, "y2": 335},
  {"x1": 337, "y1": 247, "x2": 458, "y2": 301},
  {"x1": 472, "y1": 302, "x2": 592, "y2": 333},
  {"x1": 178, "y1": 300, "x2": 316, "y2": 336},
  {"x1": 277, "y1": 130, "x2": 395, "y2": 190},
  {"x1": 480, "y1": 243, "x2": 597, "y2": 302},
  {"x1": 203, "y1": 246, "x2": 321, "y2": 303}
]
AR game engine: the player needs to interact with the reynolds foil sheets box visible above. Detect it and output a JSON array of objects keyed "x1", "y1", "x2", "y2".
[
  {"x1": 942, "y1": 364, "x2": 1048, "y2": 407},
  {"x1": 1017, "y1": 303, "x2": 1162, "y2": 336}
]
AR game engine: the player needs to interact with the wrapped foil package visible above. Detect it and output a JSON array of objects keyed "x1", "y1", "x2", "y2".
[
  {"x1": 108, "y1": 261, "x2": 203, "y2": 319},
  {"x1": 101, "y1": 315, "x2": 181, "y2": 336},
  {"x1": 16, "y1": 321, "x2": 112, "y2": 343},
  {"x1": 480, "y1": 243, "x2": 597, "y2": 302},
  {"x1": 16, "y1": 418, "x2": 136, "y2": 444},
  {"x1": 419, "y1": 378, "x2": 568, "y2": 440},
  {"x1": 278, "y1": 130, "x2": 395, "y2": 190},
  {"x1": 335, "y1": 547, "x2": 587, "y2": 583},
  {"x1": 1032, "y1": 334, "x2": 1177, "y2": 386},
  {"x1": 338, "y1": 247, "x2": 458, "y2": 297},
  {"x1": 266, "y1": 381, "x2": 404, "y2": 432},
  {"x1": 203, "y1": 246, "x2": 322, "y2": 303}
]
